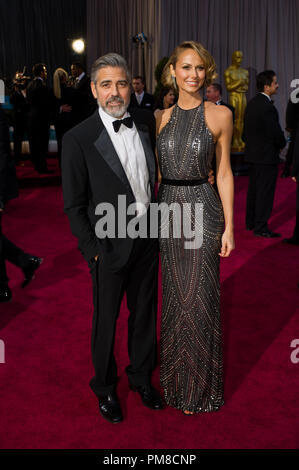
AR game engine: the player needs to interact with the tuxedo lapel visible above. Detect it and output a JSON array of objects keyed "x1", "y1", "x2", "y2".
[
  {"x1": 94, "y1": 125, "x2": 135, "y2": 199},
  {"x1": 134, "y1": 122, "x2": 156, "y2": 192}
]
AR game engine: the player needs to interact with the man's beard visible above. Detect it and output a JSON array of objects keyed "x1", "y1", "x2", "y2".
[{"x1": 100, "y1": 96, "x2": 128, "y2": 118}]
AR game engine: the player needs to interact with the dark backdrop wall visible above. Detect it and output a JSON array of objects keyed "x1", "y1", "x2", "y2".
[
  {"x1": 87, "y1": 0, "x2": 299, "y2": 124},
  {"x1": 0, "y1": 0, "x2": 86, "y2": 84}
]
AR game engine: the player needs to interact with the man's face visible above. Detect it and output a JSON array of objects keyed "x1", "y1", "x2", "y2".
[
  {"x1": 71, "y1": 65, "x2": 79, "y2": 78},
  {"x1": 132, "y1": 78, "x2": 144, "y2": 94},
  {"x1": 266, "y1": 75, "x2": 279, "y2": 96},
  {"x1": 91, "y1": 66, "x2": 130, "y2": 118},
  {"x1": 41, "y1": 66, "x2": 47, "y2": 81},
  {"x1": 206, "y1": 85, "x2": 220, "y2": 103}
]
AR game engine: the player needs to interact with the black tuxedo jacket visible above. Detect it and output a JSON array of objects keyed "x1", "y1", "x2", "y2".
[
  {"x1": 129, "y1": 92, "x2": 155, "y2": 111},
  {"x1": 244, "y1": 93, "x2": 286, "y2": 164},
  {"x1": 292, "y1": 124, "x2": 299, "y2": 179},
  {"x1": 73, "y1": 74, "x2": 97, "y2": 124},
  {"x1": 285, "y1": 99, "x2": 299, "y2": 132},
  {"x1": 10, "y1": 90, "x2": 29, "y2": 123},
  {"x1": 26, "y1": 78, "x2": 51, "y2": 125},
  {"x1": 0, "y1": 107, "x2": 18, "y2": 207},
  {"x1": 61, "y1": 109, "x2": 156, "y2": 269}
]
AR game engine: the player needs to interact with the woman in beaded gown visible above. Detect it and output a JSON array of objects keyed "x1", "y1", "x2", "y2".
[{"x1": 156, "y1": 41, "x2": 235, "y2": 415}]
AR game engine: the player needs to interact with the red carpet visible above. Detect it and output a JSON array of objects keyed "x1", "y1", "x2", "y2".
[{"x1": 0, "y1": 169, "x2": 298, "y2": 449}]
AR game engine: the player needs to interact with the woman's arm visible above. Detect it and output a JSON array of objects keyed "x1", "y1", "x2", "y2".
[
  {"x1": 155, "y1": 109, "x2": 163, "y2": 184},
  {"x1": 215, "y1": 106, "x2": 235, "y2": 257}
]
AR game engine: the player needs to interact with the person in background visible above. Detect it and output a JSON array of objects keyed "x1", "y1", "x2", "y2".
[
  {"x1": 283, "y1": 121, "x2": 299, "y2": 245},
  {"x1": 26, "y1": 63, "x2": 52, "y2": 174},
  {"x1": 70, "y1": 62, "x2": 97, "y2": 124},
  {"x1": 244, "y1": 70, "x2": 286, "y2": 237},
  {"x1": 154, "y1": 87, "x2": 177, "y2": 118},
  {"x1": 10, "y1": 72, "x2": 29, "y2": 164},
  {"x1": 0, "y1": 105, "x2": 42, "y2": 302},
  {"x1": 281, "y1": 98, "x2": 299, "y2": 178},
  {"x1": 129, "y1": 76, "x2": 155, "y2": 111},
  {"x1": 52, "y1": 68, "x2": 76, "y2": 166},
  {"x1": 206, "y1": 83, "x2": 235, "y2": 121}
]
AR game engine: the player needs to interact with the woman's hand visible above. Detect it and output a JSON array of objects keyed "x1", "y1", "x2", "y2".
[
  {"x1": 208, "y1": 169, "x2": 215, "y2": 185},
  {"x1": 219, "y1": 229, "x2": 235, "y2": 257}
]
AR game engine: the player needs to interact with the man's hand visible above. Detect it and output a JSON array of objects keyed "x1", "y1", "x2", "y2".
[
  {"x1": 61, "y1": 104, "x2": 72, "y2": 113},
  {"x1": 94, "y1": 255, "x2": 99, "y2": 261},
  {"x1": 292, "y1": 177, "x2": 297, "y2": 182},
  {"x1": 208, "y1": 169, "x2": 215, "y2": 185}
]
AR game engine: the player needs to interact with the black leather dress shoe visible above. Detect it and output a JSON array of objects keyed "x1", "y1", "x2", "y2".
[
  {"x1": 254, "y1": 230, "x2": 281, "y2": 238},
  {"x1": 129, "y1": 383, "x2": 163, "y2": 410},
  {"x1": 98, "y1": 393, "x2": 123, "y2": 424},
  {"x1": 22, "y1": 257, "x2": 43, "y2": 288},
  {"x1": 0, "y1": 285, "x2": 12, "y2": 302},
  {"x1": 283, "y1": 237, "x2": 299, "y2": 245}
]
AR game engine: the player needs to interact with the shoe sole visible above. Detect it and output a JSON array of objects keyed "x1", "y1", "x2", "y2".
[{"x1": 99, "y1": 408, "x2": 123, "y2": 424}]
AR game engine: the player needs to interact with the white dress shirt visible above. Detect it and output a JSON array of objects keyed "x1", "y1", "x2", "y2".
[
  {"x1": 260, "y1": 92, "x2": 271, "y2": 101},
  {"x1": 99, "y1": 107, "x2": 151, "y2": 217},
  {"x1": 77, "y1": 72, "x2": 85, "y2": 83}
]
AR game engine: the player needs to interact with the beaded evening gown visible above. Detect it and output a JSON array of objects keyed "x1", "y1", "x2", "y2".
[{"x1": 157, "y1": 102, "x2": 225, "y2": 413}]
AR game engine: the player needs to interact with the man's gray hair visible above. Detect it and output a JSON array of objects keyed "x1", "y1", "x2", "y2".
[{"x1": 91, "y1": 53, "x2": 131, "y2": 83}]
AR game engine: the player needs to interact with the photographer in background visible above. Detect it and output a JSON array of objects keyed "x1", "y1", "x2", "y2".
[
  {"x1": 0, "y1": 105, "x2": 42, "y2": 302},
  {"x1": 10, "y1": 71, "x2": 30, "y2": 164}
]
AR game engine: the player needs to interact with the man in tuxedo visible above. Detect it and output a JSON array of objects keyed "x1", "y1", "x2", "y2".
[
  {"x1": 26, "y1": 63, "x2": 52, "y2": 174},
  {"x1": 244, "y1": 70, "x2": 286, "y2": 237},
  {"x1": 0, "y1": 105, "x2": 42, "y2": 302},
  {"x1": 206, "y1": 83, "x2": 235, "y2": 121},
  {"x1": 281, "y1": 99, "x2": 299, "y2": 178},
  {"x1": 70, "y1": 62, "x2": 97, "y2": 124},
  {"x1": 129, "y1": 76, "x2": 155, "y2": 111},
  {"x1": 62, "y1": 53, "x2": 163, "y2": 424},
  {"x1": 283, "y1": 122, "x2": 299, "y2": 245},
  {"x1": 10, "y1": 72, "x2": 29, "y2": 164}
]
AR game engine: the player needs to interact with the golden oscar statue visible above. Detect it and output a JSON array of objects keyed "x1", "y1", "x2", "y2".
[{"x1": 224, "y1": 51, "x2": 249, "y2": 152}]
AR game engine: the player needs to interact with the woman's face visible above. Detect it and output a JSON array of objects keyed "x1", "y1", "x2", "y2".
[
  {"x1": 163, "y1": 90, "x2": 176, "y2": 107},
  {"x1": 171, "y1": 48, "x2": 206, "y2": 96}
]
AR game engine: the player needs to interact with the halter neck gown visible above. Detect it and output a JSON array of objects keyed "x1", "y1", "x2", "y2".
[{"x1": 157, "y1": 101, "x2": 225, "y2": 413}]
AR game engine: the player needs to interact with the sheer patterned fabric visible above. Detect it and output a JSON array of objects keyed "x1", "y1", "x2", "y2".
[{"x1": 157, "y1": 102, "x2": 225, "y2": 413}]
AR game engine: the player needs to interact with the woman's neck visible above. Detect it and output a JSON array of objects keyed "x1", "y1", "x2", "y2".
[{"x1": 177, "y1": 90, "x2": 202, "y2": 110}]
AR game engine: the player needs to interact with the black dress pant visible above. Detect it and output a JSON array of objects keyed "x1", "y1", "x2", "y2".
[
  {"x1": 246, "y1": 163, "x2": 278, "y2": 233},
  {"x1": 28, "y1": 122, "x2": 49, "y2": 173},
  {"x1": 89, "y1": 237, "x2": 159, "y2": 397},
  {"x1": 0, "y1": 213, "x2": 31, "y2": 286}
]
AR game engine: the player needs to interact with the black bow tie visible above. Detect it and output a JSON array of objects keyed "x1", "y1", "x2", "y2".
[{"x1": 112, "y1": 116, "x2": 133, "y2": 132}]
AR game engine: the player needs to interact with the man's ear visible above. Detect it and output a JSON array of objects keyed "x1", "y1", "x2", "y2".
[{"x1": 91, "y1": 81, "x2": 97, "y2": 100}]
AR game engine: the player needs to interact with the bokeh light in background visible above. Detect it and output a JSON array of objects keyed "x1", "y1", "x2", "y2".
[{"x1": 72, "y1": 39, "x2": 85, "y2": 54}]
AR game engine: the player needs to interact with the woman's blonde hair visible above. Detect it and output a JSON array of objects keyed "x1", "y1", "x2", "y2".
[
  {"x1": 53, "y1": 68, "x2": 68, "y2": 99},
  {"x1": 162, "y1": 41, "x2": 217, "y2": 91}
]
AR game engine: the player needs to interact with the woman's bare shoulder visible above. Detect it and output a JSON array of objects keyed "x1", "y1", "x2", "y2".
[
  {"x1": 205, "y1": 100, "x2": 232, "y2": 120},
  {"x1": 156, "y1": 105, "x2": 176, "y2": 135}
]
